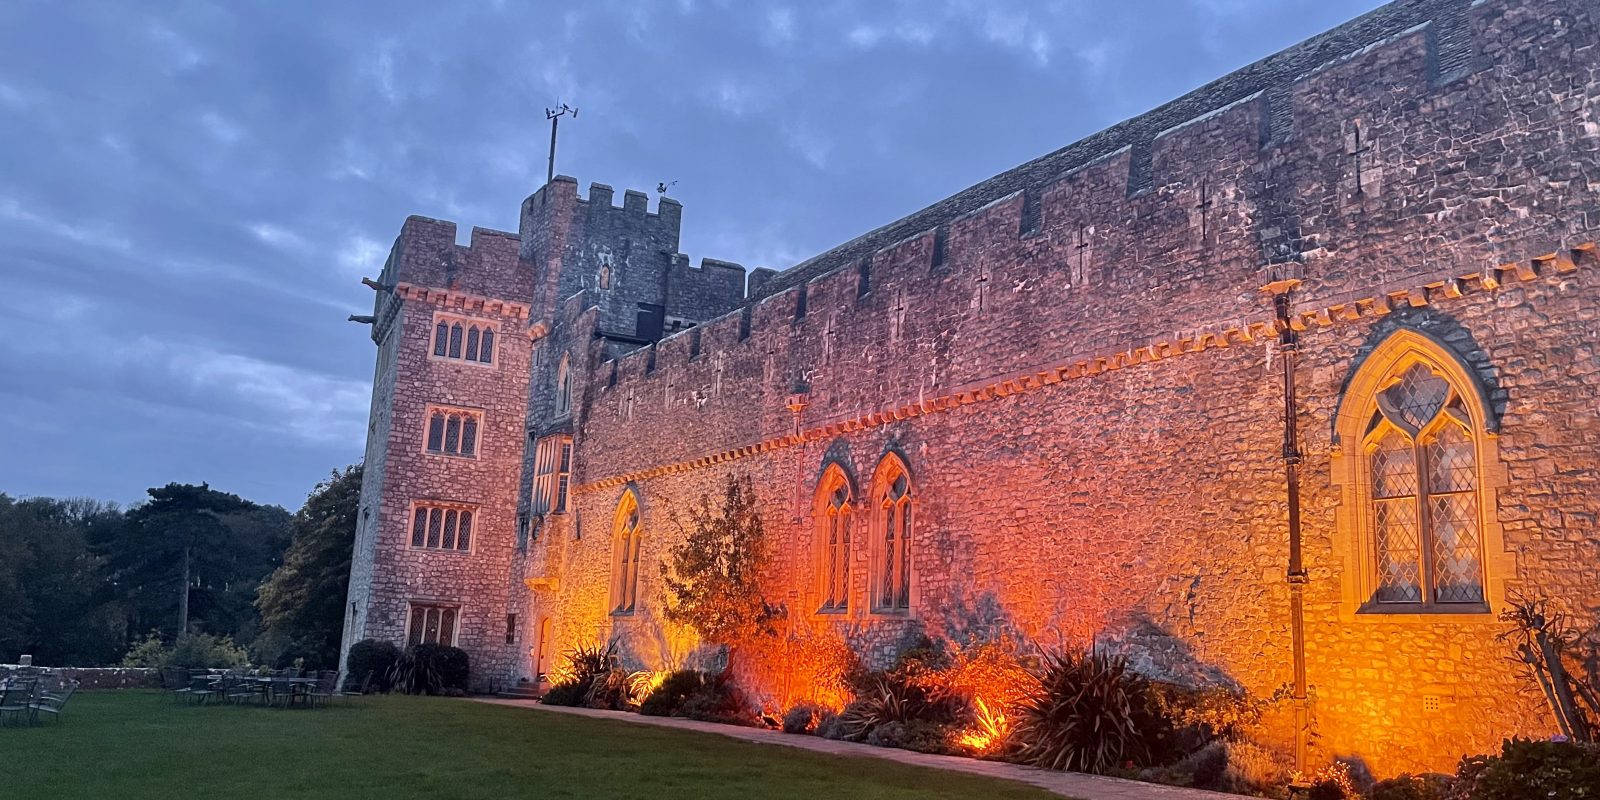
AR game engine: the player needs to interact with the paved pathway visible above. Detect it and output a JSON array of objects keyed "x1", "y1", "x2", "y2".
[{"x1": 475, "y1": 698, "x2": 1244, "y2": 800}]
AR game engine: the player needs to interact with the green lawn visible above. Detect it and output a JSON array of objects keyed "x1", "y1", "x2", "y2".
[{"x1": 2, "y1": 692, "x2": 1062, "y2": 800}]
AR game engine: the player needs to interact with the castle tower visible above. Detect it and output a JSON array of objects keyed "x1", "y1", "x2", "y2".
[
  {"x1": 338, "y1": 217, "x2": 536, "y2": 688},
  {"x1": 343, "y1": 179, "x2": 748, "y2": 689}
]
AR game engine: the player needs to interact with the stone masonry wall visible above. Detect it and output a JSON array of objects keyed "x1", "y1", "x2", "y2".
[
  {"x1": 518, "y1": 0, "x2": 1600, "y2": 777},
  {"x1": 347, "y1": 218, "x2": 535, "y2": 692}
]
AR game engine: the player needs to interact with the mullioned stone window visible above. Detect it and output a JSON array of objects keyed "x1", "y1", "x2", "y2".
[
  {"x1": 409, "y1": 501, "x2": 475, "y2": 552},
  {"x1": 815, "y1": 464, "x2": 854, "y2": 614},
  {"x1": 1332, "y1": 328, "x2": 1510, "y2": 620},
  {"x1": 870, "y1": 454, "x2": 914, "y2": 613},
  {"x1": 424, "y1": 406, "x2": 480, "y2": 458},
  {"x1": 407, "y1": 603, "x2": 458, "y2": 646},
  {"x1": 431, "y1": 313, "x2": 496, "y2": 365},
  {"x1": 532, "y1": 436, "x2": 573, "y2": 515},
  {"x1": 611, "y1": 490, "x2": 642, "y2": 615}
]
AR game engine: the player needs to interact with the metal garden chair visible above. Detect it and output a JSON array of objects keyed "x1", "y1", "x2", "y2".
[
  {"x1": 0, "y1": 682, "x2": 35, "y2": 726},
  {"x1": 27, "y1": 679, "x2": 78, "y2": 725}
]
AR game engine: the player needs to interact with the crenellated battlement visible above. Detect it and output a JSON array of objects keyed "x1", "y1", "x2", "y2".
[
  {"x1": 582, "y1": 0, "x2": 1598, "y2": 430},
  {"x1": 368, "y1": 216, "x2": 531, "y2": 344},
  {"x1": 750, "y1": 0, "x2": 1490, "y2": 303}
]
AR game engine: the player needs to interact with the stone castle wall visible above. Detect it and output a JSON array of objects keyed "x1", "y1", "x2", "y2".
[
  {"x1": 344, "y1": 0, "x2": 1600, "y2": 777},
  {"x1": 521, "y1": 0, "x2": 1600, "y2": 776}
]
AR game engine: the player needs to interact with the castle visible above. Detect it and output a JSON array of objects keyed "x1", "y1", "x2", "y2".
[{"x1": 340, "y1": 0, "x2": 1600, "y2": 776}]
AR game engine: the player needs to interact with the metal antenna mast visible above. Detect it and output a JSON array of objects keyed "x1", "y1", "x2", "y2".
[{"x1": 545, "y1": 102, "x2": 578, "y2": 186}]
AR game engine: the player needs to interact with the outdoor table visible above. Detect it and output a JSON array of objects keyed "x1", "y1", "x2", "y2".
[{"x1": 252, "y1": 677, "x2": 317, "y2": 706}]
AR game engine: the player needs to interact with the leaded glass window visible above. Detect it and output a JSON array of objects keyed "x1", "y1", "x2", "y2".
[
  {"x1": 432, "y1": 316, "x2": 496, "y2": 365},
  {"x1": 874, "y1": 460, "x2": 913, "y2": 612},
  {"x1": 819, "y1": 471, "x2": 852, "y2": 613},
  {"x1": 425, "y1": 408, "x2": 480, "y2": 457},
  {"x1": 408, "y1": 604, "x2": 458, "y2": 646},
  {"x1": 410, "y1": 502, "x2": 474, "y2": 552},
  {"x1": 1365, "y1": 362, "x2": 1484, "y2": 607},
  {"x1": 613, "y1": 493, "x2": 641, "y2": 614}
]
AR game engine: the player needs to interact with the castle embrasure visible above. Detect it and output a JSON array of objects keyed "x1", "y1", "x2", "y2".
[{"x1": 342, "y1": 0, "x2": 1600, "y2": 775}]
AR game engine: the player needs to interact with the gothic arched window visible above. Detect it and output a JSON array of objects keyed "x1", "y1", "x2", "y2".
[
  {"x1": 448, "y1": 323, "x2": 463, "y2": 359},
  {"x1": 816, "y1": 465, "x2": 853, "y2": 613},
  {"x1": 612, "y1": 491, "x2": 642, "y2": 614},
  {"x1": 1335, "y1": 330, "x2": 1501, "y2": 613},
  {"x1": 871, "y1": 454, "x2": 913, "y2": 612},
  {"x1": 556, "y1": 355, "x2": 573, "y2": 415}
]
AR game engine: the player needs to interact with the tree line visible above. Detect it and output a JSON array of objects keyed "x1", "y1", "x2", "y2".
[{"x1": 0, "y1": 465, "x2": 362, "y2": 670}]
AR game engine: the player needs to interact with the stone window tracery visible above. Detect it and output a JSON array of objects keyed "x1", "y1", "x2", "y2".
[
  {"x1": 611, "y1": 490, "x2": 642, "y2": 615},
  {"x1": 431, "y1": 314, "x2": 495, "y2": 365},
  {"x1": 1334, "y1": 329, "x2": 1503, "y2": 616},
  {"x1": 409, "y1": 501, "x2": 474, "y2": 552},
  {"x1": 871, "y1": 455, "x2": 913, "y2": 613},
  {"x1": 425, "y1": 406, "x2": 480, "y2": 458},
  {"x1": 815, "y1": 465, "x2": 853, "y2": 613}
]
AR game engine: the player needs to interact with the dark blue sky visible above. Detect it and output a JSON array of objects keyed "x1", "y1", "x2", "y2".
[{"x1": 0, "y1": 0, "x2": 1385, "y2": 510}]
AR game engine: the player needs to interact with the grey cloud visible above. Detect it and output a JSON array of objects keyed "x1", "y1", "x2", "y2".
[{"x1": 0, "y1": 0, "x2": 1385, "y2": 506}]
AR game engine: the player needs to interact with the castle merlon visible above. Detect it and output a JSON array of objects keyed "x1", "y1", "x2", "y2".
[{"x1": 749, "y1": 0, "x2": 1479, "y2": 301}]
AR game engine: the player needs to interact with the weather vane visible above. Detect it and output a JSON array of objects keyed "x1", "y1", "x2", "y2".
[{"x1": 545, "y1": 101, "x2": 577, "y2": 186}]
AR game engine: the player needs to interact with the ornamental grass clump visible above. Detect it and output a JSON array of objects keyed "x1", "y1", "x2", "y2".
[
  {"x1": 834, "y1": 670, "x2": 967, "y2": 752},
  {"x1": 388, "y1": 643, "x2": 470, "y2": 695},
  {"x1": 1008, "y1": 648, "x2": 1169, "y2": 774},
  {"x1": 542, "y1": 639, "x2": 617, "y2": 707}
]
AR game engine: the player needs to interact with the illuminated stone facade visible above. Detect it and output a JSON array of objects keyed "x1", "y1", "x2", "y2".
[{"x1": 342, "y1": 0, "x2": 1600, "y2": 776}]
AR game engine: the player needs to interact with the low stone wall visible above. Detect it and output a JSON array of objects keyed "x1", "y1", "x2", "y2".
[{"x1": 0, "y1": 664, "x2": 162, "y2": 690}]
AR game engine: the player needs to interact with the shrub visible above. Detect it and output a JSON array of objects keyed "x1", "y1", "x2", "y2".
[
  {"x1": 1221, "y1": 741, "x2": 1293, "y2": 795},
  {"x1": 120, "y1": 633, "x2": 169, "y2": 668},
  {"x1": 122, "y1": 632, "x2": 251, "y2": 670},
  {"x1": 1368, "y1": 773, "x2": 1455, "y2": 800},
  {"x1": 679, "y1": 671, "x2": 757, "y2": 726},
  {"x1": 783, "y1": 703, "x2": 823, "y2": 734},
  {"x1": 1135, "y1": 740, "x2": 1230, "y2": 790},
  {"x1": 837, "y1": 672, "x2": 966, "y2": 743},
  {"x1": 1304, "y1": 761, "x2": 1357, "y2": 800},
  {"x1": 541, "y1": 640, "x2": 618, "y2": 708},
  {"x1": 554, "y1": 640, "x2": 615, "y2": 688},
  {"x1": 1008, "y1": 649, "x2": 1169, "y2": 774},
  {"x1": 389, "y1": 643, "x2": 470, "y2": 695},
  {"x1": 864, "y1": 719, "x2": 952, "y2": 754},
  {"x1": 816, "y1": 709, "x2": 846, "y2": 740},
  {"x1": 345, "y1": 639, "x2": 401, "y2": 692},
  {"x1": 541, "y1": 681, "x2": 587, "y2": 707},
  {"x1": 583, "y1": 667, "x2": 633, "y2": 710},
  {"x1": 168, "y1": 634, "x2": 252, "y2": 670},
  {"x1": 1454, "y1": 737, "x2": 1600, "y2": 800},
  {"x1": 640, "y1": 670, "x2": 705, "y2": 717}
]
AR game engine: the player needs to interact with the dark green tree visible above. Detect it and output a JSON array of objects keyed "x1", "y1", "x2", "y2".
[
  {"x1": 255, "y1": 465, "x2": 362, "y2": 669},
  {"x1": 98, "y1": 483, "x2": 287, "y2": 640},
  {"x1": 0, "y1": 495, "x2": 127, "y2": 665},
  {"x1": 660, "y1": 474, "x2": 783, "y2": 672}
]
